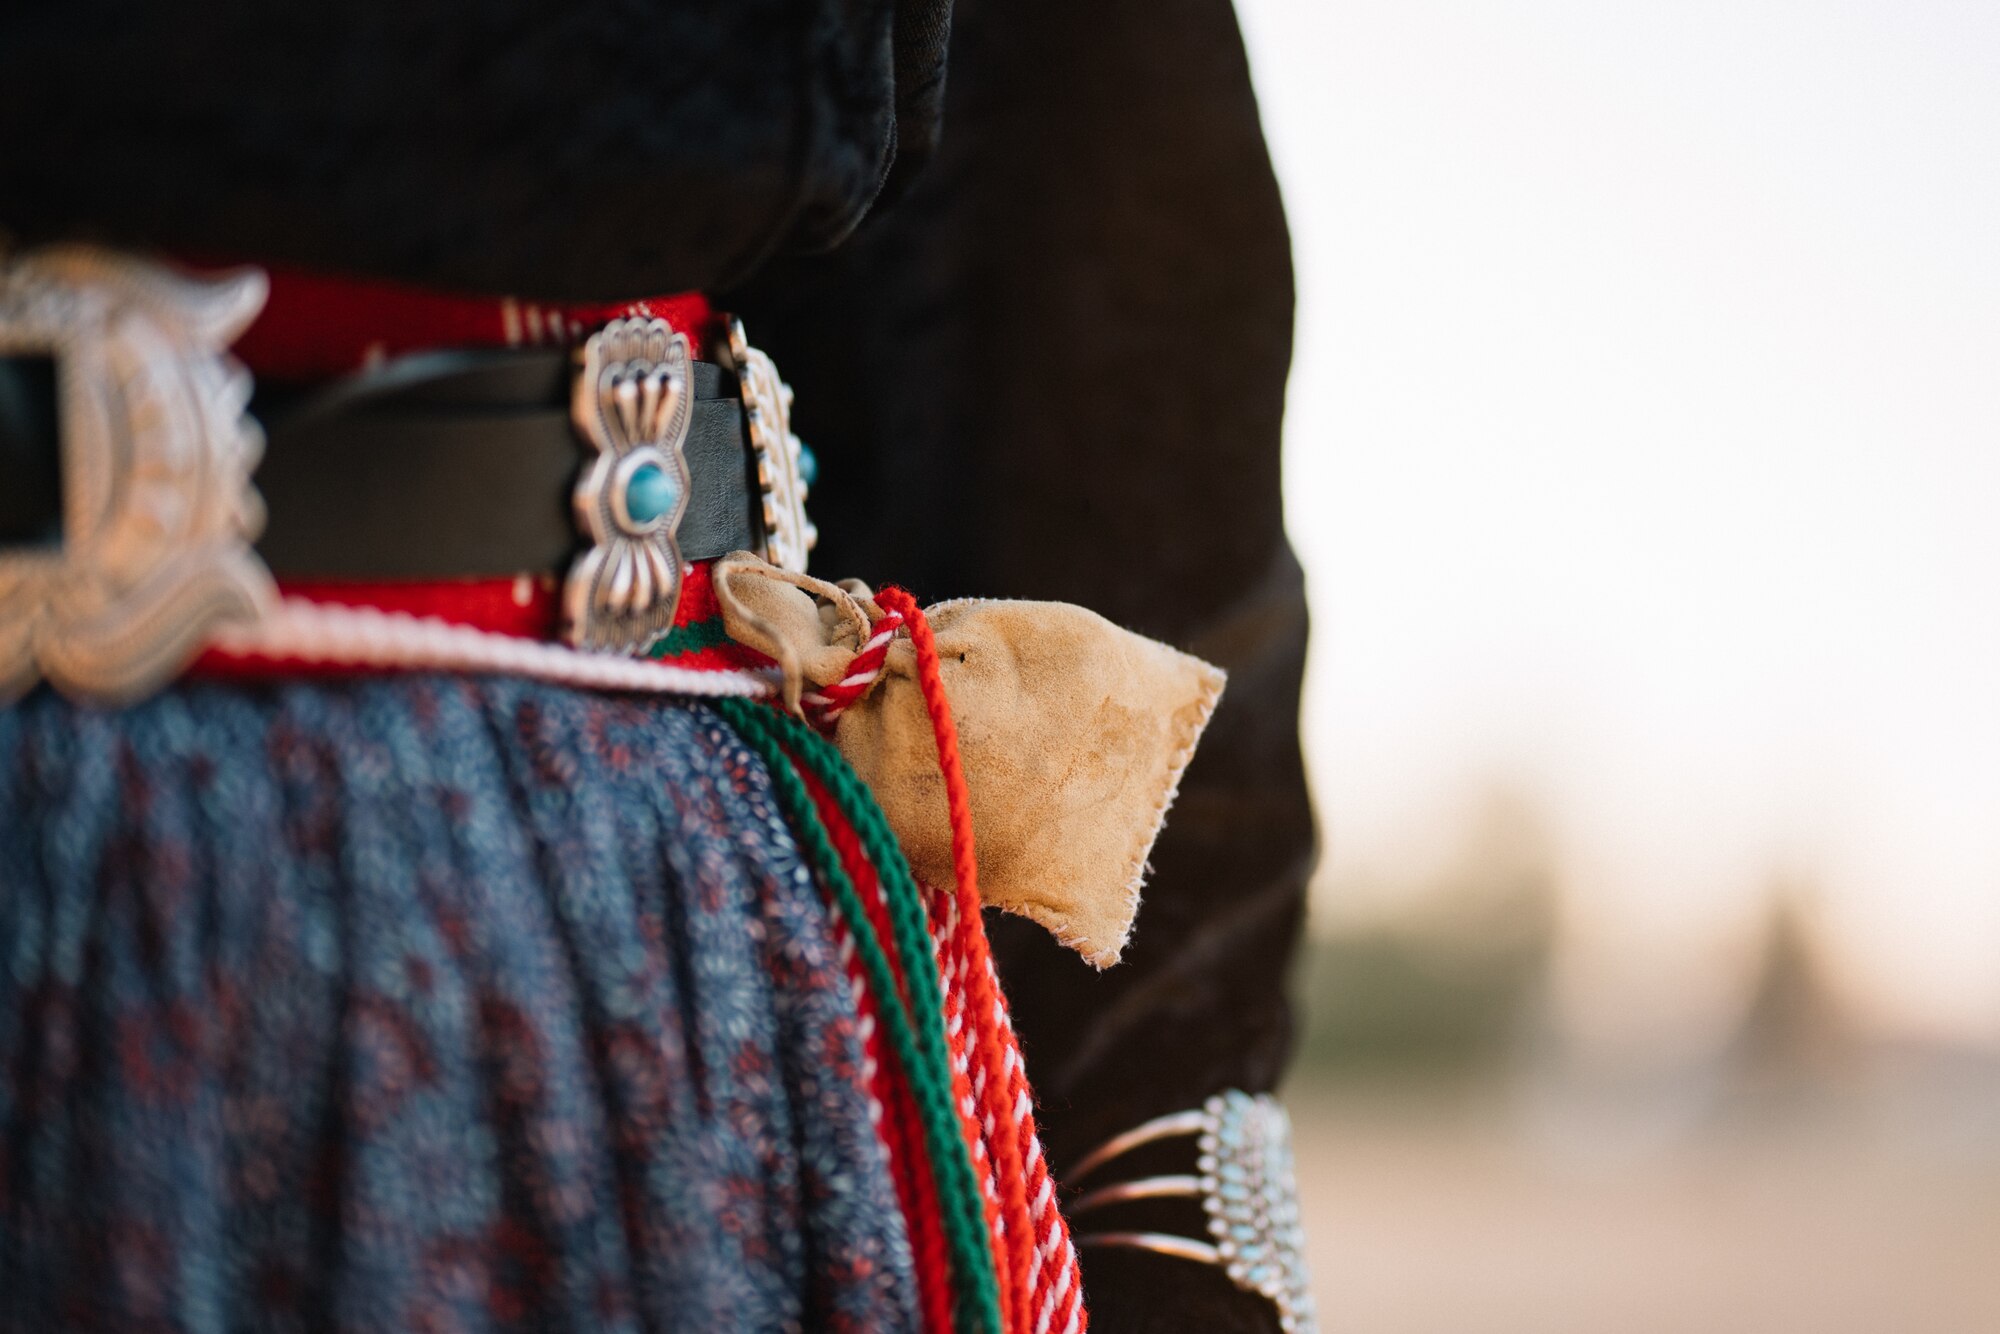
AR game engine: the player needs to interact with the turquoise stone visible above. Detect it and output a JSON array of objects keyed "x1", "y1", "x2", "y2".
[
  {"x1": 624, "y1": 462, "x2": 679, "y2": 525},
  {"x1": 797, "y1": 441, "x2": 820, "y2": 488}
]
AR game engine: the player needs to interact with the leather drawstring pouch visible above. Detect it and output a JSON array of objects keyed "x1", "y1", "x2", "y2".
[{"x1": 714, "y1": 552, "x2": 1225, "y2": 967}]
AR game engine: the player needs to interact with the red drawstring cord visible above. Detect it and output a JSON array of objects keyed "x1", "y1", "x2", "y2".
[{"x1": 874, "y1": 587, "x2": 1039, "y2": 1334}]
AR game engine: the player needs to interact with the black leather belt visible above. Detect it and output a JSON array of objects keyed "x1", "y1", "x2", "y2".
[{"x1": 250, "y1": 349, "x2": 764, "y2": 579}]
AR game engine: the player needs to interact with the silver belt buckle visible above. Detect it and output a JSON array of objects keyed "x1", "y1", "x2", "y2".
[{"x1": 0, "y1": 246, "x2": 273, "y2": 704}]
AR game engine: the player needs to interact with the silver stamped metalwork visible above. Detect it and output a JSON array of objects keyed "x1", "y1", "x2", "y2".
[
  {"x1": 564, "y1": 317, "x2": 694, "y2": 654},
  {"x1": 1197, "y1": 1091, "x2": 1317, "y2": 1333},
  {"x1": 0, "y1": 246, "x2": 274, "y2": 704},
  {"x1": 1072, "y1": 1091, "x2": 1318, "y2": 1333},
  {"x1": 725, "y1": 317, "x2": 816, "y2": 573}
]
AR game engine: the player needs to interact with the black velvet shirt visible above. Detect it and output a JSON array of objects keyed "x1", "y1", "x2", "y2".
[{"x1": 0, "y1": 0, "x2": 951, "y2": 298}]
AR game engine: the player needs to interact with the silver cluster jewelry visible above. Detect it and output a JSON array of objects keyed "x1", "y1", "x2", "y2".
[
  {"x1": 0, "y1": 245, "x2": 274, "y2": 703},
  {"x1": 724, "y1": 317, "x2": 816, "y2": 572},
  {"x1": 1197, "y1": 1091, "x2": 1315, "y2": 1330},
  {"x1": 564, "y1": 317, "x2": 694, "y2": 654},
  {"x1": 1069, "y1": 1090, "x2": 1317, "y2": 1333}
]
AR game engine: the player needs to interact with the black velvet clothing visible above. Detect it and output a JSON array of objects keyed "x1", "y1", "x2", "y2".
[
  {"x1": 0, "y1": 0, "x2": 949, "y2": 299},
  {"x1": 0, "y1": 1, "x2": 1312, "y2": 1327}
]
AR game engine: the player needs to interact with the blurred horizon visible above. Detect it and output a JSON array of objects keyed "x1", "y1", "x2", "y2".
[
  {"x1": 1237, "y1": 0, "x2": 2000, "y2": 1050},
  {"x1": 1278, "y1": 779, "x2": 2000, "y2": 1331},
  {"x1": 1232, "y1": 2, "x2": 2000, "y2": 1326}
]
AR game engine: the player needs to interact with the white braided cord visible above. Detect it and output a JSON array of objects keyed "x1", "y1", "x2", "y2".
[{"x1": 206, "y1": 597, "x2": 775, "y2": 698}]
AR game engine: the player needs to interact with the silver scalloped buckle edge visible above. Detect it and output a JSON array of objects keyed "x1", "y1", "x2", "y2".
[{"x1": 0, "y1": 246, "x2": 274, "y2": 705}]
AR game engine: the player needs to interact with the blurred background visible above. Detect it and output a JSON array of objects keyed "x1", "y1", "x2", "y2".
[{"x1": 1232, "y1": 1, "x2": 2000, "y2": 1329}]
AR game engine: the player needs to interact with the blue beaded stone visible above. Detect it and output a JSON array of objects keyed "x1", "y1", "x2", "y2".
[
  {"x1": 624, "y1": 462, "x2": 679, "y2": 525},
  {"x1": 797, "y1": 441, "x2": 820, "y2": 488}
]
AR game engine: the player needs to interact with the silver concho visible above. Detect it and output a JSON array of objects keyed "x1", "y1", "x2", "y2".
[
  {"x1": 1072, "y1": 1091, "x2": 1318, "y2": 1333},
  {"x1": 563, "y1": 317, "x2": 694, "y2": 654},
  {"x1": 1197, "y1": 1093, "x2": 1316, "y2": 1333},
  {"x1": 724, "y1": 318, "x2": 816, "y2": 572},
  {"x1": 0, "y1": 246, "x2": 274, "y2": 704}
]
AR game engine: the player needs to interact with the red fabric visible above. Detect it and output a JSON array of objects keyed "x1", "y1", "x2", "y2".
[
  {"x1": 278, "y1": 575, "x2": 562, "y2": 637},
  {"x1": 188, "y1": 564, "x2": 778, "y2": 681},
  {"x1": 232, "y1": 265, "x2": 719, "y2": 380},
  {"x1": 190, "y1": 575, "x2": 562, "y2": 680}
]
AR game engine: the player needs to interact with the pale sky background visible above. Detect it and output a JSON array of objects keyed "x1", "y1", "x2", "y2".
[{"x1": 1234, "y1": 0, "x2": 2000, "y2": 1042}]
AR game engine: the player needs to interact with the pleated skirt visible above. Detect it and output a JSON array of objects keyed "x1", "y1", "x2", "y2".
[{"x1": 0, "y1": 675, "x2": 918, "y2": 1334}]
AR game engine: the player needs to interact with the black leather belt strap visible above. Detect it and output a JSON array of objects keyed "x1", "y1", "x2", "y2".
[{"x1": 251, "y1": 350, "x2": 763, "y2": 579}]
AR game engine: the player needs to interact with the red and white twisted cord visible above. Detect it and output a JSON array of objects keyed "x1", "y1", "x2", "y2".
[
  {"x1": 934, "y1": 893, "x2": 1086, "y2": 1334},
  {"x1": 802, "y1": 609, "x2": 904, "y2": 730}
]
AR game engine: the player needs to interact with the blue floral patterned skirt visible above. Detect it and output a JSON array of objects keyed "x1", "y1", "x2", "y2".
[{"x1": 0, "y1": 675, "x2": 918, "y2": 1333}]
